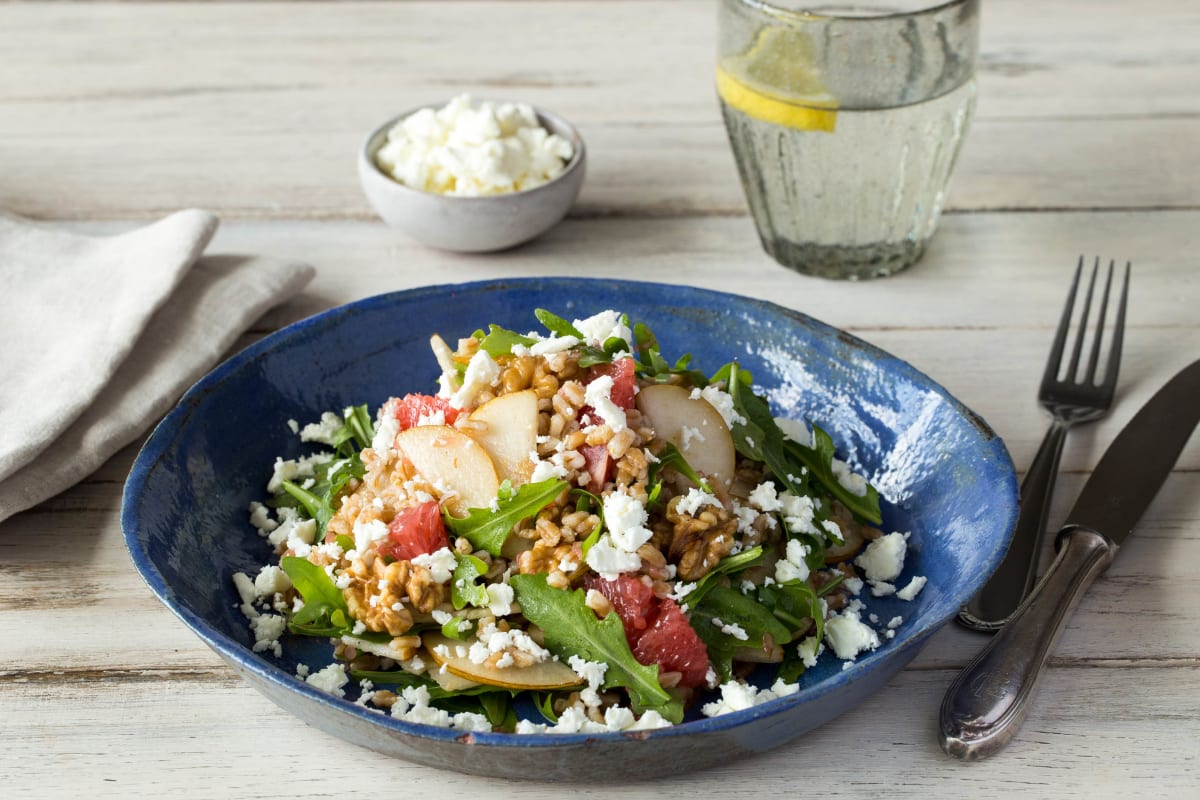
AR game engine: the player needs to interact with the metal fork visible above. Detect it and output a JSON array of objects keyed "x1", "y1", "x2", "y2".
[{"x1": 958, "y1": 256, "x2": 1131, "y2": 631}]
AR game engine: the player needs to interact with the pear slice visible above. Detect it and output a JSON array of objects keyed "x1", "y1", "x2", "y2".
[
  {"x1": 465, "y1": 389, "x2": 538, "y2": 485},
  {"x1": 393, "y1": 425, "x2": 500, "y2": 517},
  {"x1": 423, "y1": 632, "x2": 583, "y2": 691},
  {"x1": 636, "y1": 384, "x2": 736, "y2": 488},
  {"x1": 424, "y1": 657, "x2": 483, "y2": 692}
]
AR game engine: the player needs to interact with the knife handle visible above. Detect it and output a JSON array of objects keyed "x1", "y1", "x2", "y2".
[{"x1": 938, "y1": 525, "x2": 1118, "y2": 760}]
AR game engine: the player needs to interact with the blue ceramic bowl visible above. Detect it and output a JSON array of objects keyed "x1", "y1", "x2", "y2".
[{"x1": 122, "y1": 278, "x2": 1017, "y2": 779}]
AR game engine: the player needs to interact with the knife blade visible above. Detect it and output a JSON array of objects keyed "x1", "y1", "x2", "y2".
[{"x1": 938, "y1": 358, "x2": 1200, "y2": 760}]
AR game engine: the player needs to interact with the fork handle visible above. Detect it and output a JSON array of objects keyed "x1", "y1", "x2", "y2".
[{"x1": 958, "y1": 419, "x2": 1070, "y2": 630}]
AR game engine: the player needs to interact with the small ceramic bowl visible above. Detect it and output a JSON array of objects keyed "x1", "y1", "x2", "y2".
[{"x1": 357, "y1": 102, "x2": 586, "y2": 253}]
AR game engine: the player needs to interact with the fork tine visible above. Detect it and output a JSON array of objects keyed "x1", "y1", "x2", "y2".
[
  {"x1": 1083, "y1": 259, "x2": 1115, "y2": 384},
  {"x1": 1065, "y1": 257, "x2": 1100, "y2": 381},
  {"x1": 1044, "y1": 256, "x2": 1084, "y2": 386},
  {"x1": 1101, "y1": 261, "x2": 1131, "y2": 392}
]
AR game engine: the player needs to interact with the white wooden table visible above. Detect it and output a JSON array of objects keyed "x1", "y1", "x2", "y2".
[{"x1": 2, "y1": 2, "x2": 1198, "y2": 797}]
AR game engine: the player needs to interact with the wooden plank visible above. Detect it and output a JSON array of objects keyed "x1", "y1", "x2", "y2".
[
  {"x1": 2, "y1": 665, "x2": 1196, "y2": 797},
  {"x1": 1, "y1": 2, "x2": 1198, "y2": 219}
]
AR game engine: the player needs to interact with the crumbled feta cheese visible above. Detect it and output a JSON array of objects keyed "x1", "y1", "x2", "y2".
[
  {"x1": 266, "y1": 452, "x2": 334, "y2": 494},
  {"x1": 584, "y1": 537, "x2": 643, "y2": 580},
  {"x1": 248, "y1": 501, "x2": 278, "y2": 534},
  {"x1": 824, "y1": 607, "x2": 881, "y2": 662},
  {"x1": 529, "y1": 454, "x2": 569, "y2": 483},
  {"x1": 253, "y1": 565, "x2": 291, "y2": 597},
  {"x1": 774, "y1": 538, "x2": 811, "y2": 584},
  {"x1": 375, "y1": 94, "x2": 573, "y2": 197},
  {"x1": 352, "y1": 517, "x2": 390, "y2": 555},
  {"x1": 568, "y1": 655, "x2": 608, "y2": 707},
  {"x1": 775, "y1": 417, "x2": 812, "y2": 447},
  {"x1": 797, "y1": 636, "x2": 824, "y2": 668},
  {"x1": 778, "y1": 491, "x2": 820, "y2": 536},
  {"x1": 712, "y1": 617, "x2": 749, "y2": 641},
  {"x1": 601, "y1": 490, "x2": 652, "y2": 553},
  {"x1": 897, "y1": 575, "x2": 927, "y2": 601},
  {"x1": 450, "y1": 350, "x2": 501, "y2": 409},
  {"x1": 689, "y1": 385, "x2": 747, "y2": 429},
  {"x1": 674, "y1": 487, "x2": 722, "y2": 517},
  {"x1": 855, "y1": 531, "x2": 908, "y2": 583},
  {"x1": 572, "y1": 310, "x2": 633, "y2": 349},
  {"x1": 299, "y1": 411, "x2": 343, "y2": 445},
  {"x1": 486, "y1": 582, "x2": 515, "y2": 616},
  {"x1": 529, "y1": 335, "x2": 581, "y2": 356},
  {"x1": 747, "y1": 481, "x2": 782, "y2": 513},
  {"x1": 870, "y1": 581, "x2": 897, "y2": 597},
  {"x1": 306, "y1": 663, "x2": 350, "y2": 697},
  {"x1": 583, "y1": 374, "x2": 627, "y2": 432},
  {"x1": 887, "y1": 616, "x2": 904, "y2": 629},
  {"x1": 700, "y1": 678, "x2": 800, "y2": 717},
  {"x1": 831, "y1": 458, "x2": 869, "y2": 497},
  {"x1": 371, "y1": 407, "x2": 401, "y2": 453},
  {"x1": 468, "y1": 621, "x2": 550, "y2": 667},
  {"x1": 411, "y1": 547, "x2": 456, "y2": 584}
]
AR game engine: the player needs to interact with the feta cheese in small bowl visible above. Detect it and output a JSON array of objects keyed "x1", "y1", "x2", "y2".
[{"x1": 358, "y1": 95, "x2": 586, "y2": 252}]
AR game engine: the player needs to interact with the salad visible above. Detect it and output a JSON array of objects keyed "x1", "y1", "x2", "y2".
[{"x1": 233, "y1": 308, "x2": 926, "y2": 734}]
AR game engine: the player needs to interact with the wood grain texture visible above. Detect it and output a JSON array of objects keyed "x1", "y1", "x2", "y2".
[
  {"x1": 1, "y1": 1, "x2": 1198, "y2": 220},
  {"x1": 2, "y1": 1, "x2": 1198, "y2": 796}
]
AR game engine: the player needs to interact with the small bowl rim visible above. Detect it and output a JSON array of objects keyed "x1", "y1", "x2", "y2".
[{"x1": 357, "y1": 99, "x2": 587, "y2": 203}]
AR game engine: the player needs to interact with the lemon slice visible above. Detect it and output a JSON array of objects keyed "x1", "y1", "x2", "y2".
[{"x1": 717, "y1": 25, "x2": 838, "y2": 132}]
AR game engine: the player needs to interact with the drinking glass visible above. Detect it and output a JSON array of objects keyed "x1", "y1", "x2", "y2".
[{"x1": 717, "y1": 0, "x2": 979, "y2": 280}]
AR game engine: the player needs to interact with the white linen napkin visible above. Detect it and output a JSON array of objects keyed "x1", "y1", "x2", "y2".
[{"x1": 0, "y1": 210, "x2": 315, "y2": 524}]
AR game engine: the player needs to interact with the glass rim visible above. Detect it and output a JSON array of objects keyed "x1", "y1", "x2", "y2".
[{"x1": 732, "y1": 0, "x2": 976, "y2": 23}]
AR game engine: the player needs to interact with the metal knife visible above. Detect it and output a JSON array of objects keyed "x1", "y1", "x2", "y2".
[{"x1": 938, "y1": 358, "x2": 1200, "y2": 760}]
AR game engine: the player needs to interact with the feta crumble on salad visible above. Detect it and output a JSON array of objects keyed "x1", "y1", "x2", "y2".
[{"x1": 233, "y1": 308, "x2": 925, "y2": 733}]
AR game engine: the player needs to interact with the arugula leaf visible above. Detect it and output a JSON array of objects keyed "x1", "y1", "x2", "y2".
[
  {"x1": 691, "y1": 585, "x2": 792, "y2": 682},
  {"x1": 648, "y1": 441, "x2": 711, "y2": 493},
  {"x1": 783, "y1": 428, "x2": 882, "y2": 524},
  {"x1": 532, "y1": 691, "x2": 559, "y2": 724},
  {"x1": 510, "y1": 574, "x2": 682, "y2": 723},
  {"x1": 329, "y1": 404, "x2": 375, "y2": 457},
  {"x1": 441, "y1": 616, "x2": 475, "y2": 640},
  {"x1": 280, "y1": 556, "x2": 353, "y2": 637},
  {"x1": 568, "y1": 488, "x2": 604, "y2": 559},
  {"x1": 685, "y1": 546, "x2": 765, "y2": 609},
  {"x1": 632, "y1": 322, "x2": 708, "y2": 386},
  {"x1": 451, "y1": 553, "x2": 491, "y2": 611},
  {"x1": 534, "y1": 308, "x2": 583, "y2": 339},
  {"x1": 446, "y1": 478, "x2": 568, "y2": 556},
  {"x1": 756, "y1": 580, "x2": 825, "y2": 642},
  {"x1": 478, "y1": 324, "x2": 536, "y2": 357},
  {"x1": 477, "y1": 692, "x2": 518, "y2": 730}
]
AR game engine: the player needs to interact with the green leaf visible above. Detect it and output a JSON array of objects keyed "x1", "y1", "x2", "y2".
[
  {"x1": 632, "y1": 322, "x2": 708, "y2": 386},
  {"x1": 279, "y1": 479, "x2": 331, "y2": 529},
  {"x1": 479, "y1": 324, "x2": 536, "y2": 357},
  {"x1": 685, "y1": 546, "x2": 765, "y2": 609},
  {"x1": 329, "y1": 404, "x2": 375, "y2": 457},
  {"x1": 757, "y1": 580, "x2": 825, "y2": 642},
  {"x1": 533, "y1": 691, "x2": 559, "y2": 724},
  {"x1": 648, "y1": 441, "x2": 711, "y2": 493},
  {"x1": 451, "y1": 553, "x2": 491, "y2": 611},
  {"x1": 534, "y1": 308, "x2": 583, "y2": 339},
  {"x1": 783, "y1": 427, "x2": 882, "y2": 525},
  {"x1": 510, "y1": 574, "x2": 682, "y2": 722},
  {"x1": 445, "y1": 478, "x2": 568, "y2": 557},
  {"x1": 441, "y1": 616, "x2": 475, "y2": 640},
  {"x1": 280, "y1": 556, "x2": 353, "y2": 638},
  {"x1": 478, "y1": 692, "x2": 518, "y2": 729},
  {"x1": 691, "y1": 585, "x2": 792, "y2": 682}
]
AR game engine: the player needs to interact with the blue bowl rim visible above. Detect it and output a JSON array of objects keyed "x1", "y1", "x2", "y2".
[{"x1": 121, "y1": 276, "x2": 1017, "y2": 751}]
